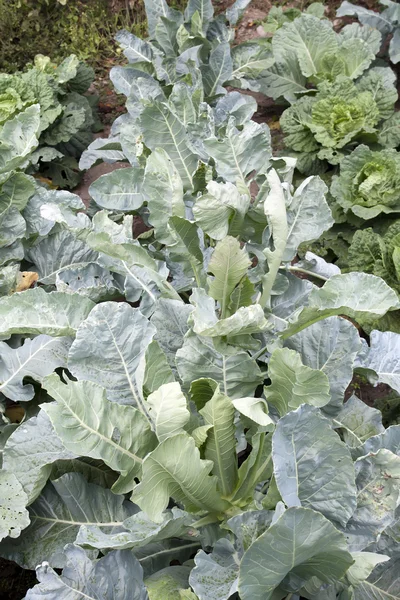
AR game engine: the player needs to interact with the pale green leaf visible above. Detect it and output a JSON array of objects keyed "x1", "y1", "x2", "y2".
[
  {"x1": 140, "y1": 101, "x2": 198, "y2": 189},
  {"x1": 89, "y1": 167, "x2": 145, "y2": 212},
  {"x1": 190, "y1": 539, "x2": 239, "y2": 600},
  {"x1": 42, "y1": 374, "x2": 157, "y2": 493},
  {"x1": 285, "y1": 316, "x2": 361, "y2": 414},
  {"x1": 265, "y1": 347, "x2": 331, "y2": 416},
  {"x1": 147, "y1": 382, "x2": 190, "y2": 442},
  {"x1": 238, "y1": 507, "x2": 354, "y2": 600},
  {"x1": 27, "y1": 230, "x2": 98, "y2": 284},
  {"x1": 273, "y1": 404, "x2": 357, "y2": 526},
  {"x1": 132, "y1": 432, "x2": 229, "y2": 522},
  {"x1": 143, "y1": 148, "x2": 184, "y2": 244},
  {"x1": 282, "y1": 273, "x2": 400, "y2": 339},
  {"x1": 77, "y1": 507, "x2": 196, "y2": 551},
  {"x1": 333, "y1": 395, "x2": 385, "y2": 448},
  {"x1": 0, "y1": 287, "x2": 94, "y2": 338},
  {"x1": 176, "y1": 332, "x2": 263, "y2": 398},
  {"x1": 0, "y1": 335, "x2": 71, "y2": 401},
  {"x1": 0, "y1": 471, "x2": 29, "y2": 542},
  {"x1": 204, "y1": 120, "x2": 271, "y2": 190},
  {"x1": 193, "y1": 181, "x2": 250, "y2": 241},
  {"x1": 0, "y1": 473, "x2": 134, "y2": 569},
  {"x1": 207, "y1": 236, "x2": 250, "y2": 319},
  {"x1": 68, "y1": 302, "x2": 156, "y2": 407},
  {"x1": 24, "y1": 544, "x2": 148, "y2": 600},
  {"x1": 199, "y1": 385, "x2": 237, "y2": 496},
  {"x1": 2, "y1": 411, "x2": 75, "y2": 504},
  {"x1": 344, "y1": 449, "x2": 400, "y2": 551}
]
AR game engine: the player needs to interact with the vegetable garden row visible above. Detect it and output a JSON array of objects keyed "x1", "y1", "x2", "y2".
[{"x1": 0, "y1": 0, "x2": 399, "y2": 598}]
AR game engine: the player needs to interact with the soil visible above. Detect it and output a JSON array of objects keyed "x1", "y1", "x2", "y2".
[{"x1": 0, "y1": 559, "x2": 37, "y2": 600}]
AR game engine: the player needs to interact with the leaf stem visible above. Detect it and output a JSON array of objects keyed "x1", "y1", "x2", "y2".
[
  {"x1": 286, "y1": 265, "x2": 328, "y2": 282},
  {"x1": 192, "y1": 514, "x2": 220, "y2": 528}
]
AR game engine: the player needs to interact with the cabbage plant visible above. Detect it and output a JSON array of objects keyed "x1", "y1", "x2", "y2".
[
  {"x1": 0, "y1": 54, "x2": 98, "y2": 188},
  {"x1": 338, "y1": 0, "x2": 400, "y2": 65},
  {"x1": 331, "y1": 145, "x2": 400, "y2": 220},
  {"x1": 248, "y1": 12, "x2": 382, "y2": 102},
  {"x1": 280, "y1": 73, "x2": 400, "y2": 174},
  {"x1": 0, "y1": 0, "x2": 400, "y2": 598}
]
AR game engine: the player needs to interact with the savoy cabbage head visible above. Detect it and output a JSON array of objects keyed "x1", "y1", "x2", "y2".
[
  {"x1": 331, "y1": 146, "x2": 400, "y2": 220},
  {"x1": 280, "y1": 72, "x2": 400, "y2": 174},
  {"x1": 0, "y1": 54, "x2": 97, "y2": 188}
]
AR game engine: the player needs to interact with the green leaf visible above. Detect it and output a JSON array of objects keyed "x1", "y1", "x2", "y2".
[
  {"x1": 144, "y1": 0, "x2": 175, "y2": 37},
  {"x1": 353, "y1": 557, "x2": 400, "y2": 599},
  {"x1": 0, "y1": 335, "x2": 71, "y2": 401},
  {"x1": 207, "y1": 236, "x2": 251, "y2": 319},
  {"x1": 176, "y1": 332, "x2": 263, "y2": 398},
  {"x1": 0, "y1": 105, "x2": 40, "y2": 174},
  {"x1": 132, "y1": 432, "x2": 230, "y2": 522},
  {"x1": 273, "y1": 404, "x2": 357, "y2": 526},
  {"x1": 199, "y1": 385, "x2": 237, "y2": 496},
  {"x1": 274, "y1": 15, "x2": 338, "y2": 78},
  {"x1": 0, "y1": 171, "x2": 35, "y2": 217},
  {"x1": 285, "y1": 316, "x2": 362, "y2": 413},
  {"x1": 42, "y1": 374, "x2": 156, "y2": 493},
  {"x1": 204, "y1": 120, "x2": 271, "y2": 190},
  {"x1": 201, "y1": 43, "x2": 233, "y2": 98},
  {"x1": 169, "y1": 216, "x2": 205, "y2": 287},
  {"x1": 145, "y1": 565, "x2": 192, "y2": 599},
  {"x1": 282, "y1": 273, "x2": 400, "y2": 339},
  {"x1": 265, "y1": 348, "x2": 330, "y2": 416},
  {"x1": 0, "y1": 288, "x2": 94, "y2": 338},
  {"x1": 56, "y1": 263, "x2": 121, "y2": 303},
  {"x1": 260, "y1": 170, "x2": 288, "y2": 307},
  {"x1": 185, "y1": 0, "x2": 213, "y2": 27},
  {"x1": 143, "y1": 340, "x2": 175, "y2": 396},
  {"x1": 25, "y1": 544, "x2": 148, "y2": 599},
  {"x1": 284, "y1": 175, "x2": 333, "y2": 261},
  {"x1": 115, "y1": 30, "x2": 157, "y2": 64},
  {"x1": 89, "y1": 167, "x2": 145, "y2": 212},
  {"x1": 193, "y1": 181, "x2": 250, "y2": 241},
  {"x1": 0, "y1": 473, "x2": 134, "y2": 569},
  {"x1": 238, "y1": 507, "x2": 354, "y2": 600},
  {"x1": 344, "y1": 449, "x2": 400, "y2": 551},
  {"x1": 140, "y1": 101, "x2": 198, "y2": 189},
  {"x1": 333, "y1": 395, "x2": 385, "y2": 448},
  {"x1": 147, "y1": 382, "x2": 190, "y2": 442},
  {"x1": 27, "y1": 230, "x2": 98, "y2": 284},
  {"x1": 190, "y1": 539, "x2": 240, "y2": 600},
  {"x1": 151, "y1": 299, "x2": 194, "y2": 367},
  {"x1": 143, "y1": 148, "x2": 185, "y2": 244},
  {"x1": 0, "y1": 471, "x2": 29, "y2": 542},
  {"x1": 68, "y1": 302, "x2": 156, "y2": 408},
  {"x1": 355, "y1": 330, "x2": 400, "y2": 394},
  {"x1": 2, "y1": 411, "x2": 75, "y2": 504},
  {"x1": 232, "y1": 398, "x2": 273, "y2": 426},
  {"x1": 190, "y1": 288, "x2": 269, "y2": 338},
  {"x1": 77, "y1": 507, "x2": 196, "y2": 551}
]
